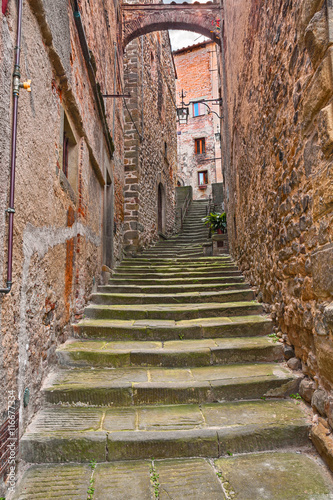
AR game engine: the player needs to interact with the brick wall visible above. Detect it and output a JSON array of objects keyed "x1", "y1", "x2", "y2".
[
  {"x1": 123, "y1": 31, "x2": 177, "y2": 252},
  {"x1": 174, "y1": 41, "x2": 222, "y2": 200}
]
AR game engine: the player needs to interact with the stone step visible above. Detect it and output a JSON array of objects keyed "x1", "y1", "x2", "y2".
[
  {"x1": 179, "y1": 230, "x2": 208, "y2": 233},
  {"x1": 57, "y1": 335, "x2": 283, "y2": 368},
  {"x1": 142, "y1": 244, "x2": 208, "y2": 250},
  {"x1": 20, "y1": 400, "x2": 308, "y2": 464},
  {"x1": 114, "y1": 264, "x2": 238, "y2": 274},
  {"x1": 117, "y1": 258, "x2": 233, "y2": 269},
  {"x1": 84, "y1": 301, "x2": 263, "y2": 321},
  {"x1": 90, "y1": 289, "x2": 255, "y2": 305},
  {"x1": 176, "y1": 230, "x2": 208, "y2": 235},
  {"x1": 177, "y1": 232, "x2": 207, "y2": 236},
  {"x1": 14, "y1": 452, "x2": 333, "y2": 500},
  {"x1": 152, "y1": 239, "x2": 206, "y2": 245},
  {"x1": 171, "y1": 230, "x2": 208, "y2": 234},
  {"x1": 143, "y1": 245, "x2": 205, "y2": 252},
  {"x1": 109, "y1": 276, "x2": 245, "y2": 286},
  {"x1": 184, "y1": 215, "x2": 207, "y2": 220},
  {"x1": 99, "y1": 283, "x2": 248, "y2": 294},
  {"x1": 151, "y1": 244, "x2": 206, "y2": 250},
  {"x1": 141, "y1": 251, "x2": 204, "y2": 258},
  {"x1": 74, "y1": 315, "x2": 272, "y2": 341},
  {"x1": 112, "y1": 270, "x2": 242, "y2": 280},
  {"x1": 43, "y1": 363, "x2": 299, "y2": 406},
  {"x1": 159, "y1": 239, "x2": 207, "y2": 244},
  {"x1": 122, "y1": 255, "x2": 233, "y2": 266}
]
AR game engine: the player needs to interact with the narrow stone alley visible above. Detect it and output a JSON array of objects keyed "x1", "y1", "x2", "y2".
[
  {"x1": 1, "y1": 0, "x2": 333, "y2": 496},
  {"x1": 14, "y1": 202, "x2": 333, "y2": 499}
]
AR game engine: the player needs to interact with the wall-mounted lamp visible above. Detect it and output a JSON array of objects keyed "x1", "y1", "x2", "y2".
[
  {"x1": 215, "y1": 125, "x2": 221, "y2": 143},
  {"x1": 176, "y1": 89, "x2": 189, "y2": 125}
]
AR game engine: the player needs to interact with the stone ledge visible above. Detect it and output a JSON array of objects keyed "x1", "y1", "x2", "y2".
[{"x1": 311, "y1": 420, "x2": 333, "y2": 472}]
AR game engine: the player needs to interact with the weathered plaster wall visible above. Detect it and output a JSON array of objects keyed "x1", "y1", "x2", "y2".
[
  {"x1": 174, "y1": 41, "x2": 222, "y2": 200},
  {"x1": 0, "y1": 0, "x2": 123, "y2": 447},
  {"x1": 221, "y1": 0, "x2": 333, "y2": 449},
  {"x1": 123, "y1": 31, "x2": 177, "y2": 252}
]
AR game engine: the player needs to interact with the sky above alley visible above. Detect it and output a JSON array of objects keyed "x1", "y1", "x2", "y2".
[{"x1": 164, "y1": 0, "x2": 209, "y2": 51}]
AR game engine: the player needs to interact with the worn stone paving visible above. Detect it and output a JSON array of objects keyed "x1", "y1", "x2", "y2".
[{"x1": 14, "y1": 200, "x2": 333, "y2": 499}]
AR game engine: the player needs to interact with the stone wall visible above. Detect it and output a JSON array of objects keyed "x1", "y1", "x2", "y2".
[
  {"x1": 221, "y1": 0, "x2": 333, "y2": 455},
  {"x1": 174, "y1": 41, "x2": 222, "y2": 200},
  {"x1": 123, "y1": 31, "x2": 177, "y2": 252},
  {"x1": 0, "y1": 0, "x2": 124, "y2": 448}
]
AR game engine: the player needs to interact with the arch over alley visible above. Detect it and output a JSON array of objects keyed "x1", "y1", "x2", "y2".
[{"x1": 122, "y1": 2, "x2": 222, "y2": 47}]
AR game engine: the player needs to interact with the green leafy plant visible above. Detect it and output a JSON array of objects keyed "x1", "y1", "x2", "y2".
[
  {"x1": 268, "y1": 333, "x2": 279, "y2": 343},
  {"x1": 202, "y1": 212, "x2": 227, "y2": 234},
  {"x1": 290, "y1": 393, "x2": 301, "y2": 400},
  {"x1": 150, "y1": 459, "x2": 160, "y2": 499},
  {"x1": 87, "y1": 459, "x2": 97, "y2": 499}
]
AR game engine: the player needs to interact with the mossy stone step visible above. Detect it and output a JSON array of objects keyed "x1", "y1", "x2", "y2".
[
  {"x1": 20, "y1": 400, "x2": 308, "y2": 463},
  {"x1": 99, "y1": 283, "x2": 248, "y2": 294},
  {"x1": 114, "y1": 265, "x2": 239, "y2": 275},
  {"x1": 43, "y1": 363, "x2": 299, "y2": 406},
  {"x1": 14, "y1": 452, "x2": 333, "y2": 500},
  {"x1": 111, "y1": 272, "x2": 243, "y2": 282},
  {"x1": 109, "y1": 276, "x2": 245, "y2": 286},
  {"x1": 121, "y1": 256, "x2": 232, "y2": 264},
  {"x1": 73, "y1": 315, "x2": 272, "y2": 341},
  {"x1": 140, "y1": 252, "x2": 204, "y2": 258},
  {"x1": 90, "y1": 289, "x2": 255, "y2": 306},
  {"x1": 114, "y1": 264, "x2": 238, "y2": 273},
  {"x1": 57, "y1": 336, "x2": 283, "y2": 368},
  {"x1": 84, "y1": 301, "x2": 262, "y2": 321}
]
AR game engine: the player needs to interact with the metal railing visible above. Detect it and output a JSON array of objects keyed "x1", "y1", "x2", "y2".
[{"x1": 180, "y1": 190, "x2": 191, "y2": 230}]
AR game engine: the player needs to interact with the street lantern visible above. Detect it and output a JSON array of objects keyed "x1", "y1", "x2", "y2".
[
  {"x1": 176, "y1": 106, "x2": 189, "y2": 124},
  {"x1": 177, "y1": 89, "x2": 189, "y2": 125},
  {"x1": 215, "y1": 124, "x2": 221, "y2": 142}
]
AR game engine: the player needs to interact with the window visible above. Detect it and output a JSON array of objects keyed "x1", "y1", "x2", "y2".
[
  {"x1": 195, "y1": 138, "x2": 206, "y2": 155},
  {"x1": 198, "y1": 170, "x2": 208, "y2": 186},
  {"x1": 63, "y1": 132, "x2": 69, "y2": 178},
  {"x1": 61, "y1": 111, "x2": 78, "y2": 193},
  {"x1": 192, "y1": 102, "x2": 205, "y2": 117}
]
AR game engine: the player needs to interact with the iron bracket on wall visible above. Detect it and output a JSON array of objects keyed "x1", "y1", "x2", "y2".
[{"x1": 103, "y1": 94, "x2": 131, "y2": 98}]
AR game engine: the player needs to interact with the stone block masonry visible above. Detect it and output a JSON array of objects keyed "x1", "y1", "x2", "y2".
[
  {"x1": 123, "y1": 29, "x2": 177, "y2": 253},
  {"x1": 0, "y1": 1, "x2": 124, "y2": 492},
  {"x1": 221, "y1": 0, "x2": 333, "y2": 467}
]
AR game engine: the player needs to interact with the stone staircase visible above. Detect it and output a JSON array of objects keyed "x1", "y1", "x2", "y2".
[{"x1": 14, "y1": 200, "x2": 333, "y2": 499}]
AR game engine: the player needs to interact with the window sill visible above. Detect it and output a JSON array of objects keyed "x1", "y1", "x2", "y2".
[
  {"x1": 57, "y1": 167, "x2": 77, "y2": 204},
  {"x1": 198, "y1": 184, "x2": 207, "y2": 190}
]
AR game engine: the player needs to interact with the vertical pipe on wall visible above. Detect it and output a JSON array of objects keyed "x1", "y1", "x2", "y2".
[
  {"x1": 0, "y1": 0, "x2": 23, "y2": 294},
  {"x1": 141, "y1": 35, "x2": 144, "y2": 137},
  {"x1": 112, "y1": 43, "x2": 117, "y2": 139}
]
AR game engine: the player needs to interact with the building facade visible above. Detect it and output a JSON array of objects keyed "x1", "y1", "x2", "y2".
[
  {"x1": 123, "y1": 31, "x2": 177, "y2": 253},
  {"x1": 0, "y1": 0, "x2": 176, "y2": 485},
  {"x1": 174, "y1": 40, "x2": 222, "y2": 200}
]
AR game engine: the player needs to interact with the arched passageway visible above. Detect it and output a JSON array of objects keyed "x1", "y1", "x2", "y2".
[{"x1": 122, "y1": 2, "x2": 222, "y2": 48}]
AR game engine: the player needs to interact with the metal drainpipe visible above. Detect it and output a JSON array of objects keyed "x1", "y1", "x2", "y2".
[{"x1": 0, "y1": 0, "x2": 24, "y2": 294}]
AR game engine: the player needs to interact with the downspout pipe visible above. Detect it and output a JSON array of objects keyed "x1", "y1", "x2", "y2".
[{"x1": 0, "y1": 0, "x2": 23, "y2": 294}]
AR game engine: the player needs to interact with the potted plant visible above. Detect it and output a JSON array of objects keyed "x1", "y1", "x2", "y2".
[{"x1": 202, "y1": 212, "x2": 227, "y2": 234}]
